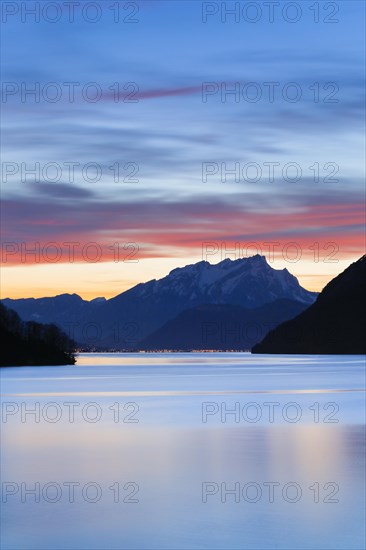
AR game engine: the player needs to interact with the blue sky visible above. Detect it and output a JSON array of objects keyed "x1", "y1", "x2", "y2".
[{"x1": 1, "y1": 0, "x2": 365, "y2": 298}]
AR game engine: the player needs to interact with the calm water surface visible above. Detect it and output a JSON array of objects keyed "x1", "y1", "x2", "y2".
[{"x1": 1, "y1": 353, "x2": 365, "y2": 549}]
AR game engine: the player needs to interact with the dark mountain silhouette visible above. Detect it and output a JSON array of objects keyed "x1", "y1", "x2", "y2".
[
  {"x1": 252, "y1": 255, "x2": 366, "y2": 354},
  {"x1": 2, "y1": 293, "x2": 105, "y2": 325},
  {"x1": 2, "y1": 294, "x2": 106, "y2": 347},
  {"x1": 2, "y1": 256, "x2": 317, "y2": 349},
  {"x1": 0, "y1": 303, "x2": 76, "y2": 366},
  {"x1": 82, "y1": 255, "x2": 317, "y2": 348},
  {"x1": 139, "y1": 299, "x2": 311, "y2": 351}
]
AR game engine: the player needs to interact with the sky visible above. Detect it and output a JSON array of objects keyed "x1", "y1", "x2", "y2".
[{"x1": 1, "y1": 0, "x2": 365, "y2": 299}]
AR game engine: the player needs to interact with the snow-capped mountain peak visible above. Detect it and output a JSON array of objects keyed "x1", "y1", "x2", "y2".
[{"x1": 147, "y1": 255, "x2": 316, "y2": 307}]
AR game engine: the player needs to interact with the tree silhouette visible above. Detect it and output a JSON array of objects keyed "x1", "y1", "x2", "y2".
[{"x1": 0, "y1": 303, "x2": 76, "y2": 366}]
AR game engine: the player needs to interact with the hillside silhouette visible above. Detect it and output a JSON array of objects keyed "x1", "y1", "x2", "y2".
[{"x1": 253, "y1": 255, "x2": 366, "y2": 354}]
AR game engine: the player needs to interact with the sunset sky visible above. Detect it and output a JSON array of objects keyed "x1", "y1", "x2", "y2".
[{"x1": 1, "y1": 0, "x2": 365, "y2": 299}]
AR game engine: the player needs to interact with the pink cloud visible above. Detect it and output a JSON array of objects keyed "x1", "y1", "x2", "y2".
[{"x1": 1, "y1": 198, "x2": 364, "y2": 265}]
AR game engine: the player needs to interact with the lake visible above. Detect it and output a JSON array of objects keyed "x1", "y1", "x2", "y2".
[{"x1": 1, "y1": 353, "x2": 365, "y2": 549}]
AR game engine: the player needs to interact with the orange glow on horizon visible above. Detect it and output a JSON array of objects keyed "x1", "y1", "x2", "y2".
[{"x1": 1, "y1": 254, "x2": 362, "y2": 301}]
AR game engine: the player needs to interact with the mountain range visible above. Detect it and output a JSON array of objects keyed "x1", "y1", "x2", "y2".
[{"x1": 3, "y1": 255, "x2": 318, "y2": 350}]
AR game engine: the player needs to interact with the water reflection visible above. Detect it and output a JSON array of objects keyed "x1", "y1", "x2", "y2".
[{"x1": 1, "y1": 354, "x2": 365, "y2": 549}]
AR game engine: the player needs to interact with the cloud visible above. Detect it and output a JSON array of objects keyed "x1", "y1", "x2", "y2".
[
  {"x1": 1, "y1": 0, "x2": 364, "y2": 281},
  {"x1": 103, "y1": 85, "x2": 203, "y2": 101},
  {"x1": 31, "y1": 182, "x2": 95, "y2": 199},
  {"x1": 1, "y1": 190, "x2": 364, "y2": 265}
]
